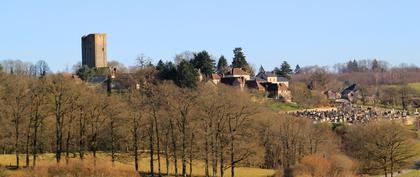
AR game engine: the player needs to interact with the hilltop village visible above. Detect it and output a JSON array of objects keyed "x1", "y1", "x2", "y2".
[
  {"x1": 78, "y1": 33, "x2": 368, "y2": 105},
  {"x1": 78, "y1": 33, "x2": 293, "y2": 102}
]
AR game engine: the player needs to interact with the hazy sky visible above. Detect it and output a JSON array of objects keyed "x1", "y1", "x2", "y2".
[{"x1": 1, "y1": 0, "x2": 419, "y2": 71}]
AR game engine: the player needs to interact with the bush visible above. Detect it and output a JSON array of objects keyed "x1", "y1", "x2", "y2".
[{"x1": 292, "y1": 154, "x2": 356, "y2": 177}]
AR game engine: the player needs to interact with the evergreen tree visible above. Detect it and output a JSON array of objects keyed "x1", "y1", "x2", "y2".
[
  {"x1": 216, "y1": 55, "x2": 228, "y2": 74},
  {"x1": 0, "y1": 64, "x2": 3, "y2": 72},
  {"x1": 176, "y1": 60, "x2": 198, "y2": 88},
  {"x1": 371, "y1": 59, "x2": 379, "y2": 72},
  {"x1": 276, "y1": 61, "x2": 293, "y2": 78},
  {"x1": 156, "y1": 61, "x2": 177, "y2": 81},
  {"x1": 156, "y1": 60, "x2": 165, "y2": 71},
  {"x1": 231, "y1": 47, "x2": 250, "y2": 70},
  {"x1": 76, "y1": 65, "x2": 95, "y2": 81},
  {"x1": 190, "y1": 50, "x2": 215, "y2": 75},
  {"x1": 346, "y1": 59, "x2": 359, "y2": 72},
  {"x1": 294, "y1": 64, "x2": 301, "y2": 74}
]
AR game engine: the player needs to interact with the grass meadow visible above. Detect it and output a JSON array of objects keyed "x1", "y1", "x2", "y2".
[{"x1": 0, "y1": 153, "x2": 275, "y2": 177}]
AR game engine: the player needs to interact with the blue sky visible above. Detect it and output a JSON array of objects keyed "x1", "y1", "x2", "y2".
[{"x1": 1, "y1": 0, "x2": 419, "y2": 72}]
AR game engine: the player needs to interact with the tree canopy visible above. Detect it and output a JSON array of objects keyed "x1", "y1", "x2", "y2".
[
  {"x1": 175, "y1": 60, "x2": 198, "y2": 88},
  {"x1": 231, "y1": 48, "x2": 250, "y2": 71},
  {"x1": 217, "y1": 55, "x2": 228, "y2": 74},
  {"x1": 190, "y1": 50, "x2": 215, "y2": 75}
]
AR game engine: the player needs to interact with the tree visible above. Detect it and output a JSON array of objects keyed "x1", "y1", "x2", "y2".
[
  {"x1": 35, "y1": 60, "x2": 50, "y2": 77},
  {"x1": 136, "y1": 54, "x2": 153, "y2": 69},
  {"x1": 190, "y1": 50, "x2": 215, "y2": 75},
  {"x1": 27, "y1": 78, "x2": 49, "y2": 166},
  {"x1": 344, "y1": 121, "x2": 416, "y2": 176},
  {"x1": 48, "y1": 74, "x2": 80, "y2": 163},
  {"x1": 156, "y1": 60, "x2": 177, "y2": 81},
  {"x1": 176, "y1": 60, "x2": 198, "y2": 88},
  {"x1": 294, "y1": 64, "x2": 301, "y2": 74},
  {"x1": 0, "y1": 75, "x2": 30, "y2": 167},
  {"x1": 0, "y1": 63, "x2": 3, "y2": 72},
  {"x1": 175, "y1": 51, "x2": 195, "y2": 64},
  {"x1": 371, "y1": 59, "x2": 380, "y2": 72},
  {"x1": 125, "y1": 88, "x2": 143, "y2": 172},
  {"x1": 217, "y1": 55, "x2": 228, "y2": 74},
  {"x1": 231, "y1": 48, "x2": 250, "y2": 71},
  {"x1": 276, "y1": 61, "x2": 293, "y2": 78},
  {"x1": 167, "y1": 87, "x2": 198, "y2": 177},
  {"x1": 76, "y1": 65, "x2": 95, "y2": 81}
]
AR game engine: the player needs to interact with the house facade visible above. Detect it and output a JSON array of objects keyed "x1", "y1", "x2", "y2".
[{"x1": 216, "y1": 67, "x2": 292, "y2": 102}]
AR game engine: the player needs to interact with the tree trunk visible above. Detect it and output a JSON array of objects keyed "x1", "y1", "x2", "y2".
[
  {"x1": 79, "y1": 108, "x2": 85, "y2": 160},
  {"x1": 110, "y1": 118, "x2": 116, "y2": 167},
  {"x1": 204, "y1": 124, "x2": 209, "y2": 177},
  {"x1": 181, "y1": 119, "x2": 187, "y2": 177},
  {"x1": 65, "y1": 127, "x2": 71, "y2": 164},
  {"x1": 134, "y1": 114, "x2": 139, "y2": 172},
  {"x1": 33, "y1": 120, "x2": 39, "y2": 167},
  {"x1": 149, "y1": 118, "x2": 155, "y2": 177},
  {"x1": 189, "y1": 133, "x2": 194, "y2": 177},
  {"x1": 165, "y1": 128, "x2": 170, "y2": 176},
  {"x1": 230, "y1": 135, "x2": 235, "y2": 177},
  {"x1": 15, "y1": 113, "x2": 20, "y2": 168},
  {"x1": 170, "y1": 119, "x2": 178, "y2": 177},
  {"x1": 229, "y1": 118, "x2": 235, "y2": 177},
  {"x1": 25, "y1": 120, "x2": 31, "y2": 168},
  {"x1": 220, "y1": 137, "x2": 224, "y2": 177},
  {"x1": 153, "y1": 109, "x2": 162, "y2": 177},
  {"x1": 25, "y1": 134, "x2": 30, "y2": 167},
  {"x1": 212, "y1": 129, "x2": 218, "y2": 177},
  {"x1": 55, "y1": 99, "x2": 62, "y2": 163}
]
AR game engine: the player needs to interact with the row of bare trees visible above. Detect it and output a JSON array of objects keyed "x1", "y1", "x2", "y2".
[{"x1": 0, "y1": 70, "x2": 260, "y2": 177}]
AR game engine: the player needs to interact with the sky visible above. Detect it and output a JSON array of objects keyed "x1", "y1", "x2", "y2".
[{"x1": 1, "y1": 0, "x2": 420, "y2": 72}]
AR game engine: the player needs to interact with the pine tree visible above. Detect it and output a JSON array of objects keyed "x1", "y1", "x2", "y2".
[
  {"x1": 217, "y1": 55, "x2": 228, "y2": 74},
  {"x1": 190, "y1": 50, "x2": 215, "y2": 75},
  {"x1": 176, "y1": 60, "x2": 198, "y2": 88},
  {"x1": 294, "y1": 64, "x2": 301, "y2": 74},
  {"x1": 231, "y1": 47, "x2": 250, "y2": 70},
  {"x1": 157, "y1": 61, "x2": 177, "y2": 81},
  {"x1": 276, "y1": 61, "x2": 293, "y2": 78},
  {"x1": 371, "y1": 59, "x2": 379, "y2": 72}
]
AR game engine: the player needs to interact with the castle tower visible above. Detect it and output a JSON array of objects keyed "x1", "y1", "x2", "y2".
[{"x1": 81, "y1": 33, "x2": 107, "y2": 68}]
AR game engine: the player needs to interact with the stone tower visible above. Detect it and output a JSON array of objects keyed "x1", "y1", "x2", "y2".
[{"x1": 81, "y1": 33, "x2": 107, "y2": 68}]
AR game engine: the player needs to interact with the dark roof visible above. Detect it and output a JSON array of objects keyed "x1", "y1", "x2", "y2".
[
  {"x1": 341, "y1": 84, "x2": 357, "y2": 95},
  {"x1": 277, "y1": 77, "x2": 288, "y2": 82},
  {"x1": 88, "y1": 75, "x2": 108, "y2": 84},
  {"x1": 341, "y1": 84, "x2": 358, "y2": 100},
  {"x1": 265, "y1": 72, "x2": 277, "y2": 77}
]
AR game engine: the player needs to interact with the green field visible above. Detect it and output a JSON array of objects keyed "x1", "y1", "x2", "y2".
[
  {"x1": 409, "y1": 82, "x2": 420, "y2": 92},
  {"x1": 268, "y1": 101, "x2": 301, "y2": 112},
  {"x1": 398, "y1": 170, "x2": 420, "y2": 177}
]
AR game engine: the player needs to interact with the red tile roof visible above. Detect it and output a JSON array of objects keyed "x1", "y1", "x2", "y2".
[{"x1": 228, "y1": 68, "x2": 249, "y2": 75}]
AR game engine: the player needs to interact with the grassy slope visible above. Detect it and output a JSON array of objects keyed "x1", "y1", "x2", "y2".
[
  {"x1": 0, "y1": 153, "x2": 275, "y2": 177},
  {"x1": 409, "y1": 82, "x2": 420, "y2": 92},
  {"x1": 398, "y1": 170, "x2": 420, "y2": 177}
]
